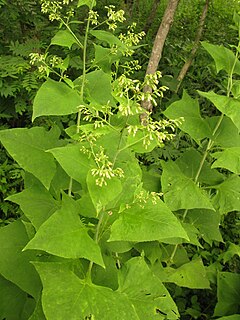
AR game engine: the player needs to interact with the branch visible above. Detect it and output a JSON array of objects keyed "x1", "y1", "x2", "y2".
[{"x1": 176, "y1": 0, "x2": 210, "y2": 93}]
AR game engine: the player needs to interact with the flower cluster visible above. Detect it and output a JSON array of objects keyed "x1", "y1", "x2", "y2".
[
  {"x1": 105, "y1": 5, "x2": 126, "y2": 31},
  {"x1": 119, "y1": 23, "x2": 145, "y2": 56},
  {"x1": 29, "y1": 53, "x2": 64, "y2": 77},
  {"x1": 133, "y1": 190, "x2": 163, "y2": 208},
  {"x1": 89, "y1": 10, "x2": 99, "y2": 26},
  {"x1": 91, "y1": 147, "x2": 124, "y2": 187},
  {"x1": 40, "y1": 0, "x2": 74, "y2": 21}
]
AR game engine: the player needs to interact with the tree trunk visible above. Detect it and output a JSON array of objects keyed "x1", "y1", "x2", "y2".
[
  {"x1": 176, "y1": 0, "x2": 210, "y2": 93},
  {"x1": 141, "y1": 0, "x2": 180, "y2": 115},
  {"x1": 143, "y1": 0, "x2": 161, "y2": 34}
]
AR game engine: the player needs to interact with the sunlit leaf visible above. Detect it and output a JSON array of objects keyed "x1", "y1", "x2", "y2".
[
  {"x1": 33, "y1": 79, "x2": 82, "y2": 120},
  {"x1": 109, "y1": 198, "x2": 189, "y2": 242},
  {"x1": 24, "y1": 194, "x2": 104, "y2": 267},
  {"x1": 51, "y1": 30, "x2": 79, "y2": 49},
  {"x1": 212, "y1": 148, "x2": 240, "y2": 174}
]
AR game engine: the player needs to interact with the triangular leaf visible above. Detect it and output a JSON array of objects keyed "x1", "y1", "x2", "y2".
[
  {"x1": 167, "y1": 259, "x2": 210, "y2": 289},
  {"x1": 0, "y1": 127, "x2": 58, "y2": 189},
  {"x1": 212, "y1": 148, "x2": 240, "y2": 174},
  {"x1": 33, "y1": 262, "x2": 139, "y2": 319},
  {"x1": 109, "y1": 198, "x2": 189, "y2": 242},
  {"x1": 212, "y1": 175, "x2": 240, "y2": 214},
  {"x1": 118, "y1": 257, "x2": 179, "y2": 319},
  {"x1": 163, "y1": 90, "x2": 211, "y2": 142},
  {"x1": 24, "y1": 194, "x2": 104, "y2": 267},
  {"x1": 51, "y1": 30, "x2": 79, "y2": 49},
  {"x1": 202, "y1": 41, "x2": 240, "y2": 75},
  {"x1": 7, "y1": 180, "x2": 59, "y2": 230},
  {"x1": 33, "y1": 79, "x2": 82, "y2": 120},
  {"x1": 161, "y1": 160, "x2": 214, "y2": 211},
  {"x1": 214, "y1": 272, "x2": 240, "y2": 316},
  {"x1": 199, "y1": 91, "x2": 240, "y2": 131},
  {"x1": 0, "y1": 220, "x2": 41, "y2": 298}
]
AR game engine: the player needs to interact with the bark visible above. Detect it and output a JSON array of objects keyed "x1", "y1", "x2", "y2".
[
  {"x1": 141, "y1": 0, "x2": 180, "y2": 115},
  {"x1": 143, "y1": 0, "x2": 161, "y2": 34},
  {"x1": 176, "y1": 0, "x2": 210, "y2": 93}
]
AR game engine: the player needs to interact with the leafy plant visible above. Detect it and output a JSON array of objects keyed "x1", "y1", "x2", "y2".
[{"x1": 0, "y1": 1, "x2": 240, "y2": 320}]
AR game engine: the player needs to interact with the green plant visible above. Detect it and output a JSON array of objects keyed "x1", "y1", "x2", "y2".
[{"x1": 0, "y1": 2, "x2": 240, "y2": 320}]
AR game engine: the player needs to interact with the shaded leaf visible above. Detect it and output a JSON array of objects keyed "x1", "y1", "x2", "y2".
[
  {"x1": 33, "y1": 262, "x2": 139, "y2": 320},
  {"x1": 7, "y1": 180, "x2": 59, "y2": 230},
  {"x1": 212, "y1": 148, "x2": 240, "y2": 174},
  {"x1": 163, "y1": 90, "x2": 211, "y2": 142},
  {"x1": 202, "y1": 41, "x2": 240, "y2": 75},
  {"x1": 0, "y1": 127, "x2": 58, "y2": 189},
  {"x1": 212, "y1": 175, "x2": 240, "y2": 214},
  {"x1": 0, "y1": 220, "x2": 41, "y2": 298},
  {"x1": 24, "y1": 194, "x2": 104, "y2": 267},
  {"x1": 161, "y1": 160, "x2": 214, "y2": 211},
  {"x1": 90, "y1": 30, "x2": 124, "y2": 48},
  {"x1": 109, "y1": 198, "x2": 189, "y2": 242},
  {"x1": 199, "y1": 91, "x2": 240, "y2": 131},
  {"x1": 0, "y1": 275, "x2": 27, "y2": 320},
  {"x1": 33, "y1": 79, "x2": 82, "y2": 120},
  {"x1": 221, "y1": 243, "x2": 240, "y2": 264},
  {"x1": 214, "y1": 272, "x2": 240, "y2": 317},
  {"x1": 187, "y1": 209, "x2": 223, "y2": 244}
]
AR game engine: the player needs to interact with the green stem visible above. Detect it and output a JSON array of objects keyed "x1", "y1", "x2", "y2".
[
  {"x1": 61, "y1": 18, "x2": 84, "y2": 49},
  {"x1": 169, "y1": 36, "x2": 240, "y2": 265}
]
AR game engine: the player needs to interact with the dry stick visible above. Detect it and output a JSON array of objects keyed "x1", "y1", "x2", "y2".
[
  {"x1": 143, "y1": 0, "x2": 161, "y2": 34},
  {"x1": 141, "y1": 0, "x2": 180, "y2": 121},
  {"x1": 175, "y1": 0, "x2": 210, "y2": 93}
]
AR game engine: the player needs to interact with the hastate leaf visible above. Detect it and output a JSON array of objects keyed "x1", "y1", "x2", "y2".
[
  {"x1": 161, "y1": 160, "x2": 214, "y2": 211},
  {"x1": 198, "y1": 91, "x2": 240, "y2": 131},
  {"x1": 24, "y1": 193, "x2": 104, "y2": 267},
  {"x1": 163, "y1": 90, "x2": 211, "y2": 142},
  {"x1": 109, "y1": 198, "x2": 189, "y2": 242},
  {"x1": 0, "y1": 220, "x2": 41, "y2": 298},
  {"x1": 214, "y1": 272, "x2": 240, "y2": 317},
  {"x1": 0, "y1": 127, "x2": 58, "y2": 189},
  {"x1": 212, "y1": 148, "x2": 240, "y2": 174},
  {"x1": 167, "y1": 258, "x2": 210, "y2": 289},
  {"x1": 49, "y1": 144, "x2": 94, "y2": 190},
  {"x1": 202, "y1": 41, "x2": 240, "y2": 75},
  {"x1": 7, "y1": 179, "x2": 59, "y2": 230},
  {"x1": 51, "y1": 30, "x2": 79, "y2": 49},
  {"x1": 32, "y1": 78, "x2": 82, "y2": 120},
  {"x1": 212, "y1": 175, "x2": 240, "y2": 214},
  {"x1": 118, "y1": 257, "x2": 179, "y2": 319},
  {"x1": 33, "y1": 262, "x2": 139, "y2": 320}
]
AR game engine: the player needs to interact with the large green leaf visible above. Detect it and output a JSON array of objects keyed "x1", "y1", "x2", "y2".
[
  {"x1": 118, "y1": 257, "x2": 179, "y2": 319},
  {"x1": 90, "y1": 30, "x2": 124, "y2": 48},
  {"x1": 87, "y1": 171, "x2": 123, "y2": 211},
  {"x1": 32, "y1": 79, "x2": 82, "y2": 120},
  {"x1": 199, "y1": 91, "x2": 240, "y2": 131},
  {"x1": 0, "y1": 220, "x2": 41, "y2": 298},
  {"x1": 93, "y1": 44, "x2": 122, "y2": 73},
  {"x1": 33, "y1": 262, "x2": 139, "y2": 319},
  {"x1": 109, "y1": 198, "x2": 189, "y2": 242},
  {"x1": 0, "y1": 275, "x2": 27, "y2": 320},
  {"x1": 217, "y1": 316, "x2": 240, "y2": 320},
  {"x1": 49, "y1": 144, "x2": 94, "y2": 189},
  {"x1": 85, "y1": 69, "x2": 115, "y2": 105},
  {"x1": 212, "y1": 148, "x2": 240, "y2": 174},
  {"x1": 187, "y1": 209, "x2": 223, "y2": 244},
  {"x1": 214, "y1": 272, "x2": 240, "y2": 317},
  {"x1": 24, "y1": 194, "x2": 104, "y2": 267},
  {"x1": 212, "y1": 175, "x2": 240, "y2": 214},
  {"x1": 205, "y1": 116, "x2": 240, "y2": 148},
  {"x1": 163, "y1": 91, "x2": 211, "y2": 142},
  {"x1": 51, "y1": 30, "x2": 79, "y2": 49},
  {"x1": 166, "y1": 259, "x2": 210, "y2": 289},
  {"x1": 7, "y1": 180, "x2": 59, "y2": 230},
  {"x1": 0, "y1": 127, "x2": 59, "y2": 189},
  {"x1": 176, "y1": 149, "x2": 223, "y2": 185},
  {"x1": 221, "y1": 243, "x2": 240, "y2": 264},
  {"x1": 161, "y1": 160, "x2": 214, "y2": 211},
  {"x1": 201, "y1": 41, "x2": 240, "y2": 75}
]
